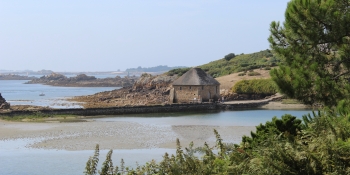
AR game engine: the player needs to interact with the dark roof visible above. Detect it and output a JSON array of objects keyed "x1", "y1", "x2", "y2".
[{"x1": 172, "y1": 68, "x2": 220, "y2": 86}]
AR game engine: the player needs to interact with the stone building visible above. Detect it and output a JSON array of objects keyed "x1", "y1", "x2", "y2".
[{"x1": 170, "y1": 68, "x2": 220, "y2": 103}]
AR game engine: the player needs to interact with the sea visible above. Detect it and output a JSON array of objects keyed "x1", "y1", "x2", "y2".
[
  {"x1": 0, "y1": 80, "x2": 119, "y2": 108},
  {"x1": 0, "y1": 80, "x2": 313, "y2": 175}
]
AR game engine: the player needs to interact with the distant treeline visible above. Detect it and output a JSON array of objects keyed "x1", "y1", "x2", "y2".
[{"x1": 125, "y1": 65, "x2": 187, "y2": 73}]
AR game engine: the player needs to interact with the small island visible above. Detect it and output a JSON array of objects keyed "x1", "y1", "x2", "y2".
[
  {"x1": 25, "y1": 73, "x2": 138, "y2": 87},
  {"x1": 0, "y1": 74, "x2": 37, "y2": 80}
]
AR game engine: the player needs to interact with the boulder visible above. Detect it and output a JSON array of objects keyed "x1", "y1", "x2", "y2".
[
  {"x1": 0, "y1": 93, "x2": 10, "y2": 109},
  {"x1": 133, "y1": 73, "x2": 177, "y2": 90}
]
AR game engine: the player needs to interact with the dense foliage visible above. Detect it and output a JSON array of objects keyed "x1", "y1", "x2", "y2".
[
  {"x1": 85, "y1": 109, "x2": 350, "y2": 174},
  {"x1": 269, "y1": 0, "x2": 350, "y2": 106},
  {"x1": 231, "y1": 79, "x2": 278, "y2": 95},
  {"x1": 167, "y1": 50, "x2": 281, "y2": 78},
  {"x1": 224, "y1": 53, "x2": 236, "y2": 61},
  {"x1": 166, "y1": 68, "x2": 191, "y2": 76}
]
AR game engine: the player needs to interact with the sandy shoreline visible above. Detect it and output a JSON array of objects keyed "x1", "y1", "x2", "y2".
[
  {"x1": 0, "y1": 119, "x2": 255, "y2": 151},
  {"x1": 260, "y1": 101, "x2": 312, "y2": 109}
]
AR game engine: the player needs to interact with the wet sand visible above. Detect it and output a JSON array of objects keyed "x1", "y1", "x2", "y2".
[
  {"x1": 260, "y1": 101, "x2": 312, "y2": 109},
  {"x1": 0, "y1": 119, "x2": 255, "y2": 151}
]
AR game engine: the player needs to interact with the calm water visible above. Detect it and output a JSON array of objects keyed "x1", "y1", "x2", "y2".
[
  {"x1": 0, "y1": 80, "x2": 119, "y2": 108},
  {"x1": 0, "y1": 110, "x2": 312, "y2": 175}
]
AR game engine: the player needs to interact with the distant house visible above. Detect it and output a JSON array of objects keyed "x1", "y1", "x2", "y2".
[{"x1": 170, "y1": 68, "x2": 220, "y2": 103}]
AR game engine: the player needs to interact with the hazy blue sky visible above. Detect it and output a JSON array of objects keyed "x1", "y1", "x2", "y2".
[{"x1": 1, "y1": 1, "x2": 289, "y2": 72}]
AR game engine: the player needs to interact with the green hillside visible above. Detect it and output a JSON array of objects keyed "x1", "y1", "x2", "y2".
[{"x1": 167, "y1": 49, "x2": 281, "y2": 77}]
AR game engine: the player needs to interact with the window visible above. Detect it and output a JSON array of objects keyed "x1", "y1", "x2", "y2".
[
  {"x1": 180, "y1": 87, "x2": 182, "y2": 90},
  {"x1": 202, "y1": 86, "x2": 204, "y2": 90},
  {"x1": 190, "y1": 86, "x2": 191, "y2": 89}
]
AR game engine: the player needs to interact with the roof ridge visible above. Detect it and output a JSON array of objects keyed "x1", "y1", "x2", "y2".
[{"x1": 172, "y1": 68, "x2": 220, "y2": 85}]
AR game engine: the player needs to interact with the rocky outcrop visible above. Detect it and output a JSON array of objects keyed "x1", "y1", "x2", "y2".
[
  {"x1": 71, "y1": 74, "x2": 178, "y2": 108},
  {"x1": 25, "y1": 73, "x2": 138, "y2": 87},
  {"x1": 133, "y1": 73, "x2": 178, "y2": 90},
  {"x1": 0, "y1": 93, "x2": 10, "y2": 109}
]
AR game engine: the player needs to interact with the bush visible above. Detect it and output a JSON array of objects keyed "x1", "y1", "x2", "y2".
[
  {"x1": 231, "y1": 79, "x2": 277, "y2": 95},
  {"x1": 238, "y1": 73, "x2": 246, "y2": 76},
  {"x1": 248, "y1": 71, "x2": 261, "y2": 76},
  {"x1": 167, "y1": 68, "x2": 190, "y2": 76},
  {"x1": 224, "y1": 53, "x2": 236, "y2": 61}
]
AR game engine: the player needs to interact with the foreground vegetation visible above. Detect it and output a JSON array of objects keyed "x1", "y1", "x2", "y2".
[
  {"x1": 85, "y1": 107, "x2": 350, "y2": 175},
  {"x1": 167, "y1": 49, "x2": 280, "y2": 77}
]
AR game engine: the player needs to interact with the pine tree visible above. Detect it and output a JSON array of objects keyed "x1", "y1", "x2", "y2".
[{"x1": 269, "y1": 0, "x2": 350, "y2": 106}]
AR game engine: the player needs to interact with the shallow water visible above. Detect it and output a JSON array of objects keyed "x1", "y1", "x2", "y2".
[
  {"x1": 0, "y1": 110, "x2": 312, "y2": 175},
  {"x1": 0, "y1": 80, "x2": 118, "y2": 108},
  {"x1": 0, "y1": 139, "x2": 174, "y2": 175}
]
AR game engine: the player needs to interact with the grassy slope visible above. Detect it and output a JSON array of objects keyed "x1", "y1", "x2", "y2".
[
  {"x1": 167, "y1": 49, "x2": 280, "y2": 78},
  {"x1": 167, "y1": 49, "x2": 280, "y2": 90},
  {"x1": 216, "y1": 68, "x2": 271, "y2": 90}
]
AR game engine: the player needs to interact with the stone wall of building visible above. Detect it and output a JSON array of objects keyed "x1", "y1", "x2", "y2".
[
  {"x1": 198, "y1": 85, "x2": 220, "y2": 101},
  {"x1": 173, "y1": 85, "x2": 220, "y2": 103}
]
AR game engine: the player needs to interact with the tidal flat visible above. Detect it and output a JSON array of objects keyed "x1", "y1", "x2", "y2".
[{"x1": 0, "y1": 110, "x2": 311, "y2": 175}]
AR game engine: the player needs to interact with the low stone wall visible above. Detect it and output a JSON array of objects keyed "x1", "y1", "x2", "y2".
[
  {"x1": 0, "y1": 103, "x2": 218, "y2": 117},
  {"x1": 0, "y1": 100, "x2": 276, "y2": 117}
]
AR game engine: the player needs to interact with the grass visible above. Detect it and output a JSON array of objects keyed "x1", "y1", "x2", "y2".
[{"x1": 0, "y1": 113, "x2": 82, "y2": 122}]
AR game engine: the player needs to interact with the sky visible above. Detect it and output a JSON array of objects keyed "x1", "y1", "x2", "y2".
[{"x1": 0, "y1": 1, "x2": 290, "y2": 72}]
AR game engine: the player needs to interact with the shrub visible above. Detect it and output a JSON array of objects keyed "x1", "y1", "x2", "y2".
[
  {"x1": 224, "y1": 53, "x2": 236, "y2": 61},
  {"x1": 167, "y1": 68, "x2": 190, "y2": 76},
  {"x1": 248, "y1": 71, "x2": 261, "y2": 76},
  {"x1": 231, "y1": 79, "x2": 277, "y2": 95},
  {"x1": 238, "y1": 73, "x2": 246, "y2": 76}
]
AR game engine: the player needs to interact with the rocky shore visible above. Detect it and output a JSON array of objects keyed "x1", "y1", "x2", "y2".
[
  {"x1": 71, "y1": 73, "x2": 178, "y2": 108},
  {"x1": 25, "y1": 73, "x2": 138, "y2": 87},
  {"x1": 0, "y1": 93, "x2": 10, "y2": 109}
]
